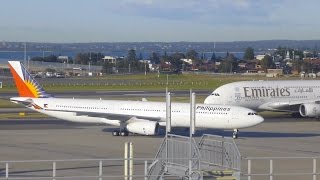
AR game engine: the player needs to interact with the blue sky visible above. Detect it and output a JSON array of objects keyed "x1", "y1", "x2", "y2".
[{"x1": 0, "y1": 0, "x2": 319, "y2": 42}]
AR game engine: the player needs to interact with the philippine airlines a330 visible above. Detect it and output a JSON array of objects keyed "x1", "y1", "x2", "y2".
[{"x1": 9, "y1": 61, "x2": 263, "y2": 138}]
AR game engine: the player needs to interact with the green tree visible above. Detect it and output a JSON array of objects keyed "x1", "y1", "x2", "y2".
[
  {"x1": 127, "y1": 49, "x2": 137, "y2": 61},
  {"x1": 218, "y1": 60, "x2": 233, "y2": 73},
  {"x1": 161, "y1": 51, "x2": 170, "y2": 62},
  {"x1": 150, "y1": 52, "x2": 160, "y2": 64},
  {"x1": 243, "y1": 47, "x2": 254, "y2": 60},
  {"x1": 31, "y1": 56, "x2": 44, "y2": 62},
  {"x1": 200, "y1": 52, "x2": 205, "y2": 60},
  {"x1": 218, "y1": 53, "x2": 238, "y2": 73},
  {"x1": 169, "y1": 53, "x2": 184, "y2": 71},
  {"x1": 74, "y1": 52, "x2": 104, "y2": 65},
  {"x1": 261, "y1": 55, "x2": 274, "y2": 69},
  {"x1": 211, "y1": 52, "x2": 216, "y2": 61},
  {"x1": 138, "y1": 52, "x2": 143, "y2": 60},
  {"x1": 186, "y1": 49, "x2": 198, "y2": 60}
]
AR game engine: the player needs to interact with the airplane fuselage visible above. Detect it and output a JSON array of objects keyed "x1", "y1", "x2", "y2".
[
  {"x1": 204, "y1": 80, "x2": 320, "y2": 112},
  {"x1": 12, "y1": 97, "x2": 263, "y2": 130}
]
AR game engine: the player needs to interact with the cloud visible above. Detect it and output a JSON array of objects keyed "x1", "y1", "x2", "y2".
[
  {"x1": 107, "y1": 0, "x2": 284, "y2": 26},
  {"x1": 121, "y1": 0, "x2": 154, "y2": 5}
]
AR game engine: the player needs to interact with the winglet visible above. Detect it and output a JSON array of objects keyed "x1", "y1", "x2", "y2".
[{"x1": 8, "y1": 61, "x2": 50, "y2": 98}]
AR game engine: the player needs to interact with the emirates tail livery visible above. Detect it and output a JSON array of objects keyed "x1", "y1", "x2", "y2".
[
  {"x1": 204, "y1": 80, "x2": 320, "y2": 118},
  {"x1": 8, "y1": 61, "x2": 263, "y2": 138}
]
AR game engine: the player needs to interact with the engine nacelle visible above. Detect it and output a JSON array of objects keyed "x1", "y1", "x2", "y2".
[
  {"x1": 299, "y1": 103, "x2": 320, "y2": 117},
  {"x1": 126, "y1": 121, "x2": 159, "y2": 135}
]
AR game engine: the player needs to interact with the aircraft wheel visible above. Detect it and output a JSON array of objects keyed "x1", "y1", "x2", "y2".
[
  {"x1": 232, "y1": 133, "x2": 238, "y2": 139},
  {"x1": 120, "y1": 131, "x2": 129, "y2": 136},
  {"x1": 233, "y1": 129, "x2": 239, "y2": 139},
  {"x1": 112, "y1": 130, "x2": 120, "y2": 136}
]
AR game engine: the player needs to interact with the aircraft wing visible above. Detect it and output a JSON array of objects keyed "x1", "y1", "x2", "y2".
[{"x1": 259, "y1": 99, "x2": 320, "y2": 111}]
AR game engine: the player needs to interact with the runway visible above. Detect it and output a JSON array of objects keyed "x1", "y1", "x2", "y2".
[
  {"x1": 0, "y1": 117, "x2": 319, "y2": 179},
  {"x1": 0, "y1": 117, "x2": 319, "y2": 158},
  {"x1": 1, "y1": 89, "x2": 320, "y2": 179}
]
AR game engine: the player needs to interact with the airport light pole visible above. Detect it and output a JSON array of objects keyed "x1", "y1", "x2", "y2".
[
  {"x1": 189, "y1": 90, "x2": 196, "y2": 177},
  {"x1": 24, "y1": 42, "x2": 26, "y2": 69},
  {"x1": 165, "y1": 88, "x2": 171, "y2": 173},
  {"x1": 129, "y1": 63, "x2": 131, "y2": 73},
  {"x1": 166, "y1": 74, "x2": 168, "y2": 85},
  {"x1": 144, "y1": 62, "x2": 147, "y2": 76}
]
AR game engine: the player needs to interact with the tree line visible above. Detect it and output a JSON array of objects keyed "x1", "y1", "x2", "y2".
[{"x1": 30, "y1": 46, "x2": 319, "y2": 74}]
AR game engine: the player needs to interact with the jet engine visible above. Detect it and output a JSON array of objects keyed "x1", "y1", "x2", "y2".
[
  {"x1": 299, "y1": 103, "x2": 320, "y2": 117},
  {"x1": 126, "y1": 121, "x2": 159, "y2": 135}
]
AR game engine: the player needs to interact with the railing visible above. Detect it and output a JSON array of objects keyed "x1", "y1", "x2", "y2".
[
  {"x1": 147, "y1": 134, "x2": 202, "y2": 180},
  {"x1": 198, "y1": 134, "x2": 241, "y2": 171},
  {"x1": 0, "y1": 158, "x2": 151, "y2": 180},
  {"x1": 244, "y1": 156, "x2": 320, "y2": 180},
  {"x1": 0, "y1": 157, "x2": 205, "y2": 180},
  {"x1": 147, "y1": 138, "x2": 166, "y2": 180}
]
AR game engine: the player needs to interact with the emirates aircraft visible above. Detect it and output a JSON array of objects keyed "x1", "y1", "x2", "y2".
[
  {"x1": 204, "y1": 80, "x2": 320, "y2": 118},
  {"x1": 8, "y1": 61, "x2": 263, "y2": 138}
]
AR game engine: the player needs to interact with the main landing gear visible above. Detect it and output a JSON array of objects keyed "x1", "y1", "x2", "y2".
[
  {"x1": 112, "y1": 130, "x2": 129, "y2": 136},
  {"x1": 113, "y1": 123, "x2": 129, "y2": 136},
  {"x1": 232, "y1": 129, "x2": 239, "y2": 139}
]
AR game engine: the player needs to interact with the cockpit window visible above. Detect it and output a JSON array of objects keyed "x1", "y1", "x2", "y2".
[
  {"x1": 211, "y1": 93, "x2": 220, "y2": 96},
  {"x1": 248, "y1": 112, "x2": 257, "y2": 115}
]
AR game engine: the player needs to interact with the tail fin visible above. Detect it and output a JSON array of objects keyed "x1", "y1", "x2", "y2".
[{"x1": 8, "y1": 61, "x2": 50, "y2": 98}]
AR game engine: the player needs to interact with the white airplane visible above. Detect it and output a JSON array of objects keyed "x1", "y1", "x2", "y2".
[
  {"x1": 8, "y1": 61, "x2": 263, "y2": 138},
  {"x1": 204, "y1": 80, "x2": 320, "y2": 118}
]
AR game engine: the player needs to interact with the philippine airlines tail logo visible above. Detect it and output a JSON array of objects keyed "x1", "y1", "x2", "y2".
[{"x1": 8, "y1": 61, "x2": 50, "y2": 98}]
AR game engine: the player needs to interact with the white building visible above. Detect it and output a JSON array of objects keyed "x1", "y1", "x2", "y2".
[
  {"x1": 180, "y1": 58, "x2": 193, "y2": 64},
  {"x1": 58, "y1": 56, "x2": 69, "y2": 63},
  {"x1": 139, "y1": 60, "x2": 154, "y2": 71},
  {"x1": 255, "y1": 55, "x2": 266, "y2": 61},
  {"x1": 102, "y1": 56, "x2": 116, "y2": 63},
  {"x1": 284, "y1": 51, "x2": 291, "y2": 61},
  {"x1": 139, "y1": 60, "x2": 151, "y2": 64}
]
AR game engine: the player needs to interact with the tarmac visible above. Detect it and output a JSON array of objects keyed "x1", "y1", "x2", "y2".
[
  {"x1": 1, "y1": 89, "x2": 320, "y2": 179},
  {"x1": 0, "y1": 116, "x2": 319, "y2": 179}
]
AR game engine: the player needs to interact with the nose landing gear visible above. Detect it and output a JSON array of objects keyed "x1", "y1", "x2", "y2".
[{"x1": 232, "y1": 129, "x2": 239, "y2": 139}]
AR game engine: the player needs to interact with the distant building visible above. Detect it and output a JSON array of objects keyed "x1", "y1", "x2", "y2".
[
  {"x1": 139, "y1": 60, "x2": 151, "y2": 64},
  {"x1": 255, "y1": 55, "x2": 266, "y2": 61},
  {"x1": 102, "y1": 56, "x2": 116, "y2": 63},
  {"x1": 284, "y1": 51, "x2": 291, "y2": 61},
  {"x1": 180, "y1": 58, "x2": 193, "y2": 65},
  {"x1": 255, "y1": 64, "x2": 262, "y2": 69},
  {"x1": 238, "y1": 63, "x2": 247, "y2": 68},
  {"x1": 273, "y1": 54, "x2": 282, "y2": 62},
  {"x1": 303, "y1": 50, "x2": 313, "y2": 58},
  {"x1": 139, "y1": 60, "x2": 154, "y2": 71},
  {"x1": 57, "y1": 56, "x2": 69, "y2": 63},
  {"x1": 266, "y1": 69, "x2": 283, "y2": 77},
  {"x1": 275, "y1": 62, "x2": 281, "y2": 69}
]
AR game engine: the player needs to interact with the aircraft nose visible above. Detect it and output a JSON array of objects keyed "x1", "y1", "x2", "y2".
[
  {"x1": 204, "y1": 96, "x2": 213, "y2": 104},
  {"x1": 254, "y1": 115, "x2": 264, "y2": 125}
]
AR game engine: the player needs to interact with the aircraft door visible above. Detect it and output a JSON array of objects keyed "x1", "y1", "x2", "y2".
[{"x1": 230, "y1": 111, "x2": 239, "y2": 128}]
